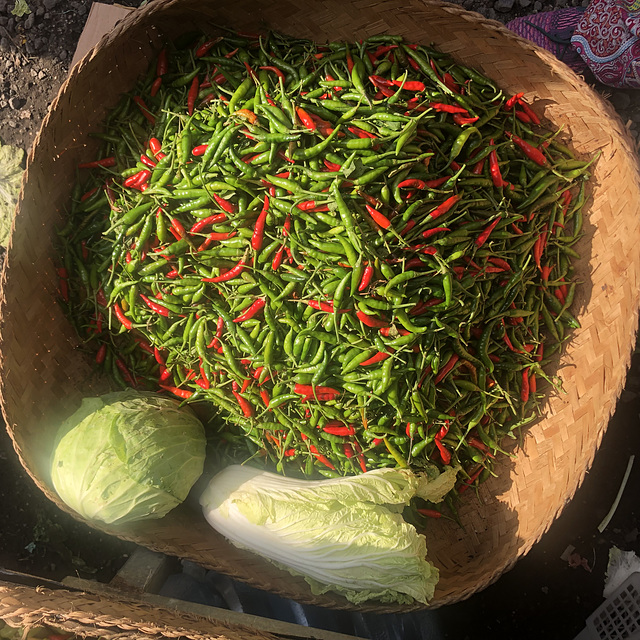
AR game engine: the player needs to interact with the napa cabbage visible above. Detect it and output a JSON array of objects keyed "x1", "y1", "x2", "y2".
[{"x1": 200, "y1": 464, "x2": 458, "y2": 605}]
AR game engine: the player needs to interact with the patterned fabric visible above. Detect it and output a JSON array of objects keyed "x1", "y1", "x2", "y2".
[
  {"x1": 571, "y1": 0, "x2": 640, "y2": 88},
  {"x1": 506, "y1": 9, "x2": 588, "y2": 74}
]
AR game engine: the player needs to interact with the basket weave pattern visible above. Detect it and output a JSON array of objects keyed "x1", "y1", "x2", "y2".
[
  {"x1": 1, "y1": 0, "x2": 639, "y2": 612},
  {"x1": 0, "y1": 583, "x2": 278, "y2": 640}
]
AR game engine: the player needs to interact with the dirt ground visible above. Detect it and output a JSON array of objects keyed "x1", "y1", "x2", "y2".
[{"x1": 0, "y1": 1, "x2": 640, "y2": 638}]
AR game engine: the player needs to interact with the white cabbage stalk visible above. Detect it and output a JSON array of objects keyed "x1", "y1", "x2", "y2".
[{"x1": 200, "y1": 465, "x2": 458, "y2": 605}]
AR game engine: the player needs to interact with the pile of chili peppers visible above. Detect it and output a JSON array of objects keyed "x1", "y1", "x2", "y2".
[{"x1": 58, "y1": 29, "x2": 591, "y2": 512}]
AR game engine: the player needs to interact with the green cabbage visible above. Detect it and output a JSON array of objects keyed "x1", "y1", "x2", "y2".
[
  {"x1": 51, "y1": 390, "x2": 206, "y2": 526},
  {"x1": 200, "y1": 465, "x2": 456, "y2": 605}
]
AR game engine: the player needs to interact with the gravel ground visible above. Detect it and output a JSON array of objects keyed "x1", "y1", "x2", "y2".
[{"x1": 0, "y1": 0, "x2": 639, "y2": 153}]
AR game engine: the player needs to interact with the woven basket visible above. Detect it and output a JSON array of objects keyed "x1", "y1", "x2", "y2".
[
  {"x1": 0, "y1": 581, "x2": 278, "y2": 640},
  {"x1": 1, "y1": 0, "x2": 639, "y2": 613}
]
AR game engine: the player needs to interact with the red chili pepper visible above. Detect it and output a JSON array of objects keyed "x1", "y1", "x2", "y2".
[
  {"x1": 400, "y1": 220, "x2": 416, "y2": 236},
  {"x1": 135, "y1": 339, "x2": 154, "y2": 356},
  {"x1": 156, "y1": 48, "x2": 168, "y2": 76},
  {"x1": 203, "y1": 257, "x2": 247, "y2": 283},
  {"x1": 323, "y1": 159, "x2": 341, "y2": 171},
  {"x1": 504, "y1": 92, "x2": 524, "y2": 110},
  {"x1": 452, "y1": 112, "x2": 479, "y2": 126},
  {"x1": 471, "y1": 157, "x2": 486, "y2": 175},
  {"x1": 78, "y1": 156, "x2": 116, "y2": 170},
  {"x1": 306, "y1": 299, "x2": 335, "y2": 313},
  {"x1": 294, "y1": 384, "x2": 340, "y2": 397},
  {"x1": 160, "y1": 384, "x2": 193, "y2": 400},
  {"x1": 515, "y1": 110, "x2": 531, "y2": 123},
  {"x1": 434, "y1": 353, "x2": 459, "y2": 384},
  {"x1": 251, "y1": 195, "x2": 269, "y2": 251},
  {"x1": 241, "y1": 59, "x2": 257, "y2": 80},
  {"x1": 139, "y1": 153, "x2": 157, "y2": 169},
  {"x1": 233, "y1": 298, "x2": 266, "y2": 322},
  {"x1": 351, "y1": 441, "x2": 367, "y2": 473},
  {"x1": 198, "y1": 38, "x2": 224, "y2": 57},
  {"x1": 271, "y1": 244, "x2": 286, "y2": 271},
  {"x1": 541, "y1": 264, "x2": 553, "y2": 282},
  {"x1": 234, "y1": 108, "x2": 258, "y2": 125},
  {"x1": 435, "y1": 438, "x2": 451, "y2": 464},
  {"x1": 488, "y1": 139, "x2": 507, "y2": 188},
  {"x1": 458, "y1": 466, "x2": 484, "y2": 493},
  {"x1": 323, "y1": 424, "x2": 356, "y2": 436},
  {"x1": 348, "y1": 125, "x2": 377, "y2": 139},
  {"x1": 373, "y1": 44, "x2": 398, "y2": 59},
  {"x1": 429, "y1": 102, "x2": 468, "y2": 114},
  {"x1": 421, "y1": 226, "x2": 450, "y2": 240},
  {"x1": 533, "y1": 224, "x2": 549, "y2": 270},
  {"x1": 112, "y1": 303, "x2": 132, "y2": 330},
  {"x1": 390, "y1": 79, "x2": 425, "y2": 91},
  {"x1": 429, "y1": 194, "x2": 461, "y2": 220},
  {"x1": 80, "y1": 186, "x2": 99, "y2": 203},
  {"x1": 170, "y1": 217, "x2": 186, "y2": 239},
  {"x1": 418, "y1": 508, "x2": 443, "y2": 519},
  {"x1": 360, "y1": 351, "x2": 393, "y2": 366},
  {"x1": 192, "y1": 144, "x2": 209, "y2": 157},
  {"x1": 506, "y1": 131, "x2": 547, "y2": 166},
  {"x1": 296, "y1": 200, "x2": 319, "y2": 211},
  {"x1": 257, "y1": 65, "x2": 285, "y2": 83},
  {"x1": 150, "y1": 76, "x2": 162, "y2": 97},
  {"x1": 308, "y1": 444, "x2": 336, "y2": 470},
  {"x1": 521, "y1": 369, "x2": 530, "y2": 402},
  {"x1": 212, "y1": 193, "x2": 237, "y2": 214},
  {"x1": 443, "y1": 72, "x2": 461, "y2": 94},
  {"x1": 423, "y1": 176, "x2": 451, "y2": 189},
  {"x1": 231, "y1": 389, "x2": 254, "y2": 417},
  {"x1": 364, "y1": 204, "x2": 391, "y2": 229},
  {"x1": 158, "y1": 365, "x2": 172, "y2": 382},
  {"x1": 140, "y1": 294, "x2": 170, "y2": 317},
  {"x1": 519, "y1": 100, "x2": 541, "y2": 125},
  {"x1": 124, "y1": 169, "x2": 151, "y2": 188},
  {"x1": 95, "y1": 343, "x2": 107, "y2": 364},
  {"x1": 356, "y1": 310, "x2": 389, "y2": 328},
  {"x1": 468, "y1": 437, "x2": 494, "y2": 457},
  {"x1": 194, "y1": 376, "x2": 210, "y2": 390},
  {"x1": 295, "y1": 106, "x2": 316, "y2": 130},
  {"x1": 487, "y1": 256, "x2": 511, "y2": 271},
  {"x1": 133, "y1": 96, "x2": 155, "y2": 125},
  {"x1": 115, "y1": 358, "x2": 137, "y2": 387},
  {"x1": 358, "y1": 265, "x2": 374, "y2": 292},
  {"x1": 501, "y1": 321, "x2": 518, "y2": 353},
  {"x1": 368, "y1": 74, "x2": 394, "y2": 88},
  {"x1": 398, "y1": 178, "x2": 426, "y2": 189},
  {"x1": 475, "y1": 217, "x2": 501, "y2": 248},
  {"x1": 189, "y1": 213, "x2": 227, "y2": 234}
]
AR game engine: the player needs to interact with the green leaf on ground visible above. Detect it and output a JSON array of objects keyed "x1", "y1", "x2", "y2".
[
  {"x1": 10, "y1": 0, "x2": 30, "y2": 16},
  {"x1": 0, "y1": 140, "x2": 25, "y2": 247}
]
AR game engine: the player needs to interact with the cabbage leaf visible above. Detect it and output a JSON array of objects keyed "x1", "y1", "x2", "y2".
[
  {"x1": 51, "y1": 391, "x2": 206, "y2": 526},
  {"x1": 201, "y1": 465, "x2": 456, "y2": 605},
  {"x1": 0, "y1": 140, "x2": 24, "y2": 247}
]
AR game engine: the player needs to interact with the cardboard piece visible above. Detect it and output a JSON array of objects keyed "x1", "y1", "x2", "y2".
[{"x1": 70, "y1": 2, "x2": 133, "y2": 70}]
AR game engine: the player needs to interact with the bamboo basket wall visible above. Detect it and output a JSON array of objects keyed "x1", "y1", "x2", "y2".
[
  {"x1": 1, "y1": 0, "x2": 639, "y2": 613},
  {"x1": 0, "y1": 581, "x2": 279, "y2": 640}
]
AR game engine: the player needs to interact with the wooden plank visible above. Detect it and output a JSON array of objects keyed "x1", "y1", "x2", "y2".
[{"x1": 63, "y1": 576, "x2": 361, "y2": 640}]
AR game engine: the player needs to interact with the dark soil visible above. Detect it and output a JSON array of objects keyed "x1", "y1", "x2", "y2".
[{"x1": 0, "y1": 1, "x2": 639, "y2": 639}]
